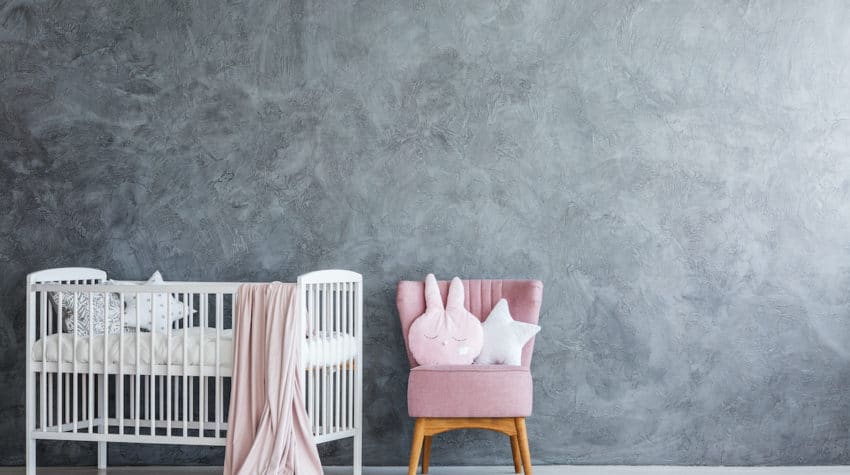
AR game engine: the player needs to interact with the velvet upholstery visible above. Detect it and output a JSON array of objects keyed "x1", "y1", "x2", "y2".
[
  {"x1": 397, "y1": 279, "x2": 543, "y2": 418},
  {"x1": 407, "y1": 364, "x2": 534, "y2": 417}
]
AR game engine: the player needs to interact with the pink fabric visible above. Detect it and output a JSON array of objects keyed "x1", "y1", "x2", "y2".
[
  {"x1": 397, "y1": 279, "x2": 543, "y2": 368},
  {"x1": 224, "y1": 283, "x2": 323, "y2": 475},
  {"x1": 407, "y1": 275, "x2": 484, "y2": 366},
  {"x1": 407, "y1": 365, "x2": 533, "y2": 417}
]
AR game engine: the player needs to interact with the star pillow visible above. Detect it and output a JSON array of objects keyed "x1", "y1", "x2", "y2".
[
  {"x1": 125, "y1": 271, "x2": 194, "y2": 332},
  {"x1": 475, "y1": 299, "x2": 540, "y2": 366}
]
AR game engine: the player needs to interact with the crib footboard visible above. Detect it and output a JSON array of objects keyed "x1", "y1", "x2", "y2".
[
  {"x1": 298, "y1": 270, "x2": 364, "y2": 468},
  {"x1": 25, "y1": 268, "x2": 363, "y2": 475}
]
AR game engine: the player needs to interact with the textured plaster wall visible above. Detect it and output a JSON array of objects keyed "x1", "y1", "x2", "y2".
[{"x1": 3, "y1": 0, "x2": 850, "y2": 467}]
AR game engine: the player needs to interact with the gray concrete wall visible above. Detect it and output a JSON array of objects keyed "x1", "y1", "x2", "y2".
[{"x1": 3, "y1": 0, "x2": 850, "y2": 467}]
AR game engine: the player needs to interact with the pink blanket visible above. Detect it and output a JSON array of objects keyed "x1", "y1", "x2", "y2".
[{"x1": 224, "y1": 283, "x2": 323, "y2": 475}]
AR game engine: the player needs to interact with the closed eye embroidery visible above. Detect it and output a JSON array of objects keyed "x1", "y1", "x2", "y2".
[
  {"x1": 452, "y1": 337, "x2": 467, "y2": 342},
  {"x1": 425, "y1": 335, "x2": 438, "y2": 339}
]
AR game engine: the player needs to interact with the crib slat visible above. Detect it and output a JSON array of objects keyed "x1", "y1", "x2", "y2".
[
  {"x1": 50, "y1": 290, "x2": 55, "y2": 431},
  {"x1": 318, "y1": 283, "x2": 323, "y2": 435},
  {"x1": 135, "y1": 298, "x2": 141, "y2": 435},
  {"x1": 307, "y1": 284, "x2": 314, "y2": 434},
  {"x1": 118, "y1": 292, "x2": 125, "y2": 435},
  {"x1": 343, "y1": 282, "x2": 348, "y2": 431},
  {"x1": 215, "y1": 293, "x2": 223, "y2": 437},
  {"x1": 340, "y1": 282, "x2": 346, "y2": 431},
  {"x1": 316, "y1": 283, "x2": 322, "y2": 434},
  {"x1": 102, "y1": 292, "x2": 110, "y2": 437},
  {"x1": 82, "y1": 292, "x2": 91, "y2": 435},
  {"x1": 342, "y1": 283, "x2": 348, "y2": 431},
  {"x1": 350, "y1": 282, "x2": 356, "y2": 432},
  {"x1": 312, "y1": 283, "x2": 319, "y2": 435},
  {"x1": 334, "y1": 283, "x2": 340, "y2": 433},
  {"x1": 322, "y1": 282, "x2": 329, "y2": 435},
  {"x1": 166, "y1": 293, "x2": 172, "y2": 436},
  {"x1": 183, "y1": 292, "x2": 189, "y2": 438},
  {"x1": 150, "y1": 295, "x2": 156, "y2": 436},
  {"x1": 55, "y1": 293, "x2": 65, "y2": 432},
  {"x1": 340, "y1": 282, "x2": 346, "y2": 433},
  {"x1": 39, "y1": 291, "x2": 47, "y2": 432},
  {"x1": 306, "y1": 284, "x2": 312, "y2": 433},
  {"x1": 189, "y1": 296, "x2": 194, "y2": 433},
  {"x1": 71, "y1": 295, "x2": 84, "y2": 433},
  {"x1": 198, "y1": 294, "x2": 206, "y2": 439}
]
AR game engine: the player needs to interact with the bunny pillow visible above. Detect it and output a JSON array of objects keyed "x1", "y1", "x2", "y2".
[{"x1": 408, "y1": 274, "x2": 484, "y2": 366}]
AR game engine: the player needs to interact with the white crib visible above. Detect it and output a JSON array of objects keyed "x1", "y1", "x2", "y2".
[{"x1": 24, "y1": 267, "x2": 363, "y2": 475}]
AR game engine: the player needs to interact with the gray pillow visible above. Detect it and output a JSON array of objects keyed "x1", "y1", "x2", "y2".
[{"x1": 49, "y1": 291, "x2": 125, "y2": 336}]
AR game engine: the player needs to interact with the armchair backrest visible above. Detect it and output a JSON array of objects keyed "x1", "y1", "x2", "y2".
[{"x1": 397, "y1": 279, "x2": 543, "y2": 368}]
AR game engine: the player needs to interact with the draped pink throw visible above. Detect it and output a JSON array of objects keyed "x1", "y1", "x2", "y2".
[{"x1": 224, "y1": 283, "x2": 323, "y2": 475}]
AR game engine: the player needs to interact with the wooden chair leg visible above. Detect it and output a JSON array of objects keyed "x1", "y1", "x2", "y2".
[
  {"x1": 510, "y1": 435, "x2": 522, "y2": 473},
  {"x1": 422, "y1": 436, "x2": 433, "y2": 474},
  {"x1": 408, "y1": 418, "x2": 427, "y2": 475},
  {"x1": 515, "y1": 417, "x2": 532, "y2": 475}
]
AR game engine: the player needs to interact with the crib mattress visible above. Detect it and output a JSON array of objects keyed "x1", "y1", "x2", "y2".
[{"x1": 32, "y1": 328, "x2": 357, "y2": 369}]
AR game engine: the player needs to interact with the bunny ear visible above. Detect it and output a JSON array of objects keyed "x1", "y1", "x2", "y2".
[
  {"x1": 446, "y1": 277, "x2": 465, "y2": 310},
  {"x1": 424, "y1": 274, "x2": 443, "y2": 310}
]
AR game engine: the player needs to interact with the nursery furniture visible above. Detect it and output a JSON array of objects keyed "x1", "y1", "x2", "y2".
[
  {"x1": 397, "y1": 279, "x2": 543, "y2": 475},
  {"x1": 25, "y1": 267, "x2": 362, "y2": 475}
]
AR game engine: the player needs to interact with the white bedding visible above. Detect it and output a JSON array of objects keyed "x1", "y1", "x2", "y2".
[{"x1": 32, "y1": 328, "x2": 357, "y2": 369}]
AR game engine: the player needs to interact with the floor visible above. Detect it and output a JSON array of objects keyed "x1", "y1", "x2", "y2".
[{"x1": 2, "y1": 467, "x2": 850, "y2": 475}]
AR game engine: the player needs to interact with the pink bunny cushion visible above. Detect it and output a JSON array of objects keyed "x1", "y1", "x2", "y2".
[{"x1": 408, "y1": 274, "x2": 484, "y2": 366}]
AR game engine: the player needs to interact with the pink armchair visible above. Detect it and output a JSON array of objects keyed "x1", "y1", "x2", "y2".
[{"x1": 397, "y1": 279, "x2": 543, "y2": 475}]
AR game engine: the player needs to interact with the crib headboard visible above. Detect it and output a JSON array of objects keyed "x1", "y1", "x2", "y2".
[{"x1": 28, "y1": 267, "x2": 107, "y2": 284}]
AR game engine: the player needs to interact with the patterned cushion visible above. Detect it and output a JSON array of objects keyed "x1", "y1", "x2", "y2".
[{"x1": 49, "y1": 291, "x2": 125, "y2": 336}]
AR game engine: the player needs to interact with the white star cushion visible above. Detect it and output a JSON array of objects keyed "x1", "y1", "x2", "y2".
[
  {"x1": 125, "y1": 271, "x2": 193, "y2": 332},
  {"x1": 474, "y1": 299, "x2": 541, "y2": 366}
]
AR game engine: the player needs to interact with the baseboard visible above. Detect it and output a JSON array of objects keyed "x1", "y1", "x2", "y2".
[
  {"x1": 325, "y1": 467, "x2": 850, "y2": 475},
  {"x1": 2, "y1": 466, "x2": 849, "y2": 474},
  {"x1": 326, "y1": 467, "x2": 850, "y2": 475}
]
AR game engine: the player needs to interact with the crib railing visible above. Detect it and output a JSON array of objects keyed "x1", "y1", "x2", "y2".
[{"x1": 25, "y1": 268, "x2": 363, "y2": 475}]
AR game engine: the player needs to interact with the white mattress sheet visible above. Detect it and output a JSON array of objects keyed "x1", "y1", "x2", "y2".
[{"x1": 32, "y1": 328, "x2": 357, "y2": 368}]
